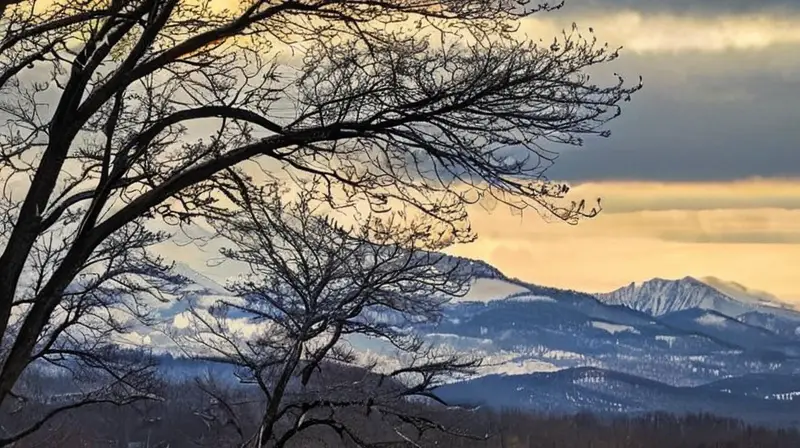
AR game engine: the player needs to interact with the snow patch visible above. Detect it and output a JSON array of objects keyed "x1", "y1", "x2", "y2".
[
  {"x1": 766, "y1": 391, "x2": 800, "y2": 401},
  {"x1": 504, "y1": 295, "x2": 556, "y2": 303},
  {"x1": 487, "y1": 359, "x2": 559, "y2": 376},
  {"x1": 539, "y1": 350, "x2": 584, "y2": 361},
  {"x1": 455, "y1": 278, "x2": 528, "y2": 303},
  {"x1": 655, "y1": 335, "x2": 677, "y2": 347},
  {"x1": 591, "y1": 321, "x2": 639, "y2": 335},
  {"x1": 695, "y1": 313, "x2": 728, "y2": 327},
  {"x1": 478, "y1": 353, "x2": 559, "y2": 376},
  {"x1": 426, "y1": 333, "x2": 493, "y2": 345}
]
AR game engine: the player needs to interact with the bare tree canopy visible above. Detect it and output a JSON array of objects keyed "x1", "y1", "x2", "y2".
[
  {"x1": 0, "y1": 0, "x2": 639, "y2": 444},
  {"x1": 178, "y1": 183, "x2": 479, "y2": 446}
]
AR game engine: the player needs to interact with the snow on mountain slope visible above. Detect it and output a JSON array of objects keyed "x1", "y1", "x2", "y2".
[
  {"x1": 695, "y1": 313, "x2": 729, "y2": 327},
  {"x1": 591, "y1": 321, "x2": 639, "y2": 335},
  {"x1": 699, "y1": 276, "x2": 795, "y2": 311},
  {"x1": 504, "y1": 294, "x2": 556, "y2": 303},
  {"x1": 658, "y1": 308, "x2": 800, "y2": 355},
  {"x1": 171, "y1": 262, "x2": 230, "y2": 295},
  {"x1": 597, "y1": 276, "x2": 798, "y2": 320},
  {"x1": 598, "y1": 277, "x2": 724, "y2": 316},
  {"x1": 454, "y1": 278, "x2": 529, "y2": 303}
]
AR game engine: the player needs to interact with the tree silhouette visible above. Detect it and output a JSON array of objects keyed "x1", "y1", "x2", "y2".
[
  {"x1": 0, "y1": 0, "x2": 639, "y2": 443},
  {"x1": 177, "y1": 182, "x2": 480, "y2": 446}
]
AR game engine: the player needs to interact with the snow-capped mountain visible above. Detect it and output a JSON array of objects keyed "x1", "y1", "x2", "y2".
[
  {"x1": 596, "y1": 276, "x2": 799, "y2": 320},
  {"x1": 143, "y1": 253, "x2": 800, "y2": 372},
  {"x1": 71, "y1": 235, "x2": 800, "y2": 426},
  {"x1": 414, "y1": 277, "x2": 800, "y2": 386}
]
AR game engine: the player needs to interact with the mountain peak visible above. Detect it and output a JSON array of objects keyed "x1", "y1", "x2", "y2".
[
  {"x1": 597, "y1": 276, "x2": 796, "y2": 319},
  {"x1": 634, "y1": 276, "x2": 701, "y2": 287}
]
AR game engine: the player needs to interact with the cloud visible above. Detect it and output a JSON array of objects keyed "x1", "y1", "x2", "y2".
[
  {"x1": 453, "y1": 237, "x2": 800, "y2": 299},
  {"x1": 518, "y1": 11, "x2": 800, "y2": 53},
  {"x1": 598, "y1": 208, "x2": 800, "y2": 244},
  {"x1": 172, "y1": 309, "x2": 264, "y2": 339},
  {"x1": 446, "y1": 179, "x2": 800, "y2": 301},
  {"x1": 495, "y1": 7, "x2": 800, "y2": 184},
  {"x1": 12, "y1": 4, "x2": 799, "y2": 186},
  {"x1": 569, "y1": 180, "x2": 800, "y2": 213},
  {"x1": 535, "y1": 41, "x2": 800, "y2": 182},
  {"x1": 468, "y1": 204, "x2": 800, "y2": 245},
  {"x1": 558, "y1": 0, "x2": 800, "y2": 16}
]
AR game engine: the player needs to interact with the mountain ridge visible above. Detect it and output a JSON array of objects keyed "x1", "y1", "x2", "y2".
[
  {"x1": 90, "y1": 240, "x2": 800, "y2": 426},
  {"x1": 434, "y1": 366, "x2": 800, "y2": 427},
  {"x1": 596, "y1": 276, "x2": 799, "y2": 320}
]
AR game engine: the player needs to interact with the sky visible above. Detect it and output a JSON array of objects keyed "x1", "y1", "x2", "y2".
[
  {"x1": 446, "y1": 0, "x2": 800, "y2": 302},
  {"x1": 16, "y1": 1, "x2": 799, "y2": 303}
]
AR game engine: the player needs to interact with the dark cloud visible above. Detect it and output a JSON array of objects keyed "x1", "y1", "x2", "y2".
[
  {"x1": 558, "y1": 0, "x2": 800, "y2": 16},
  {"x1": 543, "y1": 45, "x2": 800, "y2": 182}
]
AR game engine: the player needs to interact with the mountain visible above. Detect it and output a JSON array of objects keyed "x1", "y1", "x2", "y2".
[
  {"x1": 141, "y1": 253, "x2": 800, "y2": 379},
  {"x1": 738, "y1": 311, "x2": 800, "y2": 339},
  {"x1": 76, "y1": 239, "x2": 800, "y2": 426},
  {"x1": 700, "y1": 276, "x2": 794, "y2": 311},
  {"x1": 434, "y1": 367, "x2": 800, "y2": 427},
  {"x1": 659, "y1": 308, "x2": 800, "y2": 358},
  {"x1": 441, "y1": 255, "x2": 506, "y2": 280},
  {"x1": 407, "y1": 276, "x2": 800, "y2": 387},
  {"x1": 170, "y1": 261, "x2": 230, "y2": 295},
  {"x1": 597, "y1": 276, "x2": 799, "y2": 320},
  {"x1": 695, "y1": 373, "x2": 800, "y2": 400}
]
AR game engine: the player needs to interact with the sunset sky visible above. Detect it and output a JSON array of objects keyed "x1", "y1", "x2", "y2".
[
  {"x1": 132, "y1": 0, "x2": 800, "y2": 304},
  {"x1": 446, "y1": 0, "x2": 800, "y2": 302}
]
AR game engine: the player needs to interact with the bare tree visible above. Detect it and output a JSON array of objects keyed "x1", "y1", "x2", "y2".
[
  {"x1": 0, "y1": 0, "x2": 640, "y2": 443},
  {"x1": 0, "y1": 195, "x2": 183, "y2": 445},
  {"x1": 177, "y1": 182, "x2": 480, "y2": 446}
]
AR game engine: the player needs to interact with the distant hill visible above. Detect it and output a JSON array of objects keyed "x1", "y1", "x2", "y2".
[
  {"x1": 67, "y1": 238, "x2": 800, "y2": 428},
  {"x1": 435, "y1": 367, "x2": 800, "y2": 427}
]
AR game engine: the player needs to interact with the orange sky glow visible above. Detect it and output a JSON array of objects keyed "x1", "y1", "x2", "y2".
[{"x1": 447, "y1": 179, "x2": 800, "y2": 302}]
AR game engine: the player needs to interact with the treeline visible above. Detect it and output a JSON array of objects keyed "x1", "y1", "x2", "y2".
[
  {"x1": 442, "y1": 410, "x2": 800, "y2": 448},
  {"x1": 7, "y1": 379, "x2": 799, "y2": 448}
]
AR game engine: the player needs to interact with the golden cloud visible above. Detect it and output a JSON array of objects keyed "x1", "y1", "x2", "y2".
[
  {"x1": 517, "y1": 12, "x2": 800, "y2": 53},
  {"x1": 446, "y1": 178, "x2": 800, "y2": 302},
  {"x1": 570, "y1": 179, "x2": 800, "y2": 213}
]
